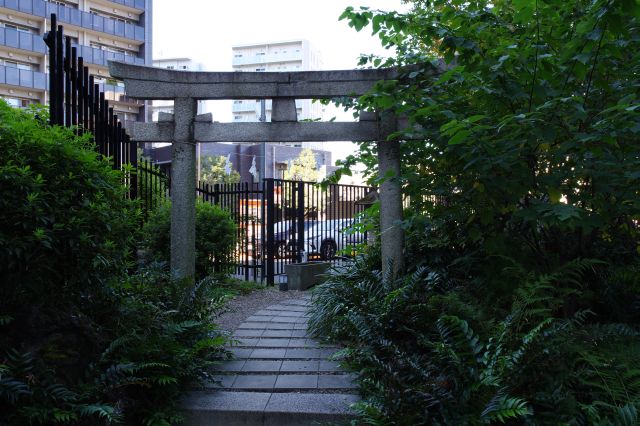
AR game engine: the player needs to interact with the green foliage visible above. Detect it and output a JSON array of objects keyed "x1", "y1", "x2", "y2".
[
  {"x1": 200, "y1": 155, "x2": 240, "y2": 185},
  {"x1": 311, "y1": 0, "x2": 640, "y2": 423},
  {"x1": 0, "y1": 101, "x2": 228, "y2": 424},
  {"x1": 338, "y1": 0, "x2": 640, "y2": 273},
  {"x1": 310, "y1": 257, "x2": 640, "y2": 425},
  {"x1": 1, "y1": 266, "x2": 229, "y2": 425},
  {"x1": 0, "y1": 101, "x2": 137, "y2": 310},
  {"x1": 283, "y1": 148, "x2": 320, "y2": 182},
  {"x1": 143, "y1": 201, "x2": 237, "y2": 279}
]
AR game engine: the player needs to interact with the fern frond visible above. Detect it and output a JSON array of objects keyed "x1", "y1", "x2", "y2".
[{"x1": 481, "y1": 393, "x2": 532, "y2": 423}]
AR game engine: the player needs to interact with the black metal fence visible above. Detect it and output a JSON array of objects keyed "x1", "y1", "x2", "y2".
[
  {"x1": 44, "y1": 13, "x2": 137, "y2": 197},
  {"x1": 195, "y1": 178, "x2": 371, "y2": 286},
  {"x1": 197, "y1": 182, "x2": 264, "y2": 282},
  {"x1": 138, "y1": 159, "x2": 170, "y2": 219}
]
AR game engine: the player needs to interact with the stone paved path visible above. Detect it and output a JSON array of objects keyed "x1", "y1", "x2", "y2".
[{"x1": 182, "y1": 295, "x2": 359, "y2": 425}]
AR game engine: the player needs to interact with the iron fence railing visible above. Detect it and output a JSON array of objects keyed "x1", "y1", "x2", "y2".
[{"x1": 44, "y1": 13, "x2": 137, "y2": 198}]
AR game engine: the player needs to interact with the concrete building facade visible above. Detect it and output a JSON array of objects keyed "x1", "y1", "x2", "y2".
[
  {"x1": 149, "y1": 57, "x2": 208, "y2": 122},
  {"x1": 231, "y1": 40, "x2": 325, "y2": 149},
  {"x1": 0, "y1": 0, "x2": 152, "y2": 124}
]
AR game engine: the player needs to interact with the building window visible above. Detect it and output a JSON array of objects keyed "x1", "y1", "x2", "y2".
[
  {"x1": 181, "y1": 65, "x2": 188, "y2": 69},
  {"x1": 255, "y1": 68, "x2": 265, "y2": 72},
  {"x1": 2, "y1": 22, "x2": 35, "y2": 34},
  {"x1": 256, "y1": 52, "x2": 265, "y2": 56},
  {"x1": 90, "y1": 41, "x2": 135, "y2": 56},
  {"x1": 45, "y1": 0, "x2": 78, "y2": 9},
  {"x1": 89, "y1": 8, "x2": 136, "y2": 25},
  {"x1": 234, "y1": 115, "x2": 242, "y2": 120},
  {"x1": 2, "y1": 60, "x2": 36, "y2": 71},
  {"x1": 234, "y1": 54, "x2": 243, "y2": 58},
  {"x1": 233, "y1": 100, "x2": 242, "y2": 104}
]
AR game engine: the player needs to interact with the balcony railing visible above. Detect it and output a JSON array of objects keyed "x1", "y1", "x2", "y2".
[
  {"x1": 0, "y1": 64, "x2": 47, "y2": 90},
  {"x1": 0, "y1": 65, "x2": 142, "y2": 106},
  {"x1": 232, "y1": 101, "x2": 258, "y2": 112},
  {"x1": 0, "y1": 27, "x2": 47, "y2": 53},
  {"x1": 232, "y1": 52, "x2": 303, "y2": 67},
  {"x1": 73, "y1": 43, "x2": 144, "y2": 67},
  {"x1": 231, "y1": 99, "x2": 303, "y2": 112},
  {"x1": 0, "y1": 0, "x2": 146, "y2": 42}
]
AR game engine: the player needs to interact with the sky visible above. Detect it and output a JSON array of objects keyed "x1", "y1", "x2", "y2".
[{"x1": 152, "y1": 0, "x2": 410, "y2": 162}]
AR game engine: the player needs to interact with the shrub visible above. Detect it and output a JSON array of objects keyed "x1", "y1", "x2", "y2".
[
  {"x1": 0, "y1": 102, "x2": 136, "y2": 312},
  {"x1": 310, "y1": 257, "x2": 640, "y2": 425},
  {"x1": 0, "y1": 101, "x2": 229, "y2": 424},
  {"x1": 143, "y1": 201, "x2": 237, "y2": 279}
]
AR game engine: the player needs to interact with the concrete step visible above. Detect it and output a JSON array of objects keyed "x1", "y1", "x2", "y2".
[
  {"x1": 207, "y1": 373, "x2": 358, "y2": 392},
  {"x1": 183, "y1": 391, "x2": 358, "y2": 426},
  {"x1": 231, "y1": 337, "x2": 338, "y2": 349},
  {"x1": 217, "y1": 359, "x2": 343, "y2": 374}
]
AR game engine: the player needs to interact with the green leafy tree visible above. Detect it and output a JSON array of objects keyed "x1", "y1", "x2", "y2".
[
  {"x1": 283, "y1": 148, "x2": 320, "y2": 182},
  {"x1": 310, "y1": 1, "x2": 640, "y2": 424},
  {"x1": 338, "y1": 0, "x2": 640, "y2": 273},
  {"x1": 200, "y1": 155, "x2": 240, "y2": 185}
]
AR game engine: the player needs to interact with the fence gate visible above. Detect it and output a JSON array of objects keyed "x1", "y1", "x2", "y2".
[{"x1": 190, "y1": 178, "x2": 371, "y2": 286}]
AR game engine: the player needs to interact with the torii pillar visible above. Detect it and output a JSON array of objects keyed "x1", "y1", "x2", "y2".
[{"x1": 170, "y1": 98, "x2": 198, "y2": 280}]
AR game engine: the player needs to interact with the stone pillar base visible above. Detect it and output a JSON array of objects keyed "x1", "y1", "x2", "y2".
[{"x1": 285, "y1": 262, "x2": 331, "y2": 291}]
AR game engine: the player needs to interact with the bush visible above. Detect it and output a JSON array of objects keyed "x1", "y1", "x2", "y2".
[
  {"x1": 0, "y1": 102, "x2": 136, "y2": 312},
  {"x1": 310, "y1": 257, "x2": 640, "y2": 425},
  {"x1": 0, "y1": 101, "x2": 229, "y2": 424},
  {"x1": 143, "y1": 201, "x2": 237, "y2": 279}
]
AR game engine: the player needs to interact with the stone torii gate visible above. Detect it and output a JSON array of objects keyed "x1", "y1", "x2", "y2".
[{"x1": 109, "y1": 62, "x2": 419, "y2": 282}]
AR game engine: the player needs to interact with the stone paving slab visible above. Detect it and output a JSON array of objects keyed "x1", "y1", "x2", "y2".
[
  {"x1": 183, "y1": 391, "x2": 358, "y2": 426},
  {"x1": 264, "y1": 392, "x2": 359, "y2": 414},
  {"x1": 231, "y1": 337, "x2": 323, "y2": 349},
  {"x1": 260, "y1": 329, "x2": 294, "y2": 338},
  {"x1": 280, "y1": 360, "x2": 320, "y2": 372},
  {"x1": 267, "y1": 305, "x2": 309, "y2": 311},
  {"x1": 255, "y1": 310, "x2": 307, "y2": 317},
  {"x1": 249, "y1": 348, "x2": 287, "y2": 359},
  {"x1": 232, "y1": 374, "x2": 276, "y2": 390},
  {"x1": 319, "y1": 360, "x2": 342, "y2": 372},
  {"x1": 274, "y1": 374, "x2": 318, "y2": 390},
  {"x1": 238, "y1": 322, "x2": 298, "y2": 330},
  {"x1": 241, "y1": 360, "x2": 282, "y2": 372},
  {"x1": 233, "y1": 329, "x2": 263, "y2": 337}
]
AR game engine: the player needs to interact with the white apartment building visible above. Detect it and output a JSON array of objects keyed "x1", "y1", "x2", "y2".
[
  {"x1": 149, "y1": 57, "x2": 209, "y2": 122},
  {"x1": 231, "y1": 40, "x2": 325, "y2": 149}
]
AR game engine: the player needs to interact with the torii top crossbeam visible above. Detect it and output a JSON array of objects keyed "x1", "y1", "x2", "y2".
[{"x1": 108, "y1": 62, "x2": 418, "y2": 143}]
